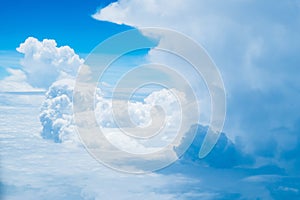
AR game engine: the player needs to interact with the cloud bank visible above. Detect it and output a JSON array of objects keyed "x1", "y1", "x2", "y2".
[
  {"x1": 3, "y1": 30, "x2": 300, "y2": 200},
  {"x1": 93, "y1": 0, "x2": 300, "y2": 175},
  {"x1": 40, "y1": 78, "x2": 184, "y2": 153}
]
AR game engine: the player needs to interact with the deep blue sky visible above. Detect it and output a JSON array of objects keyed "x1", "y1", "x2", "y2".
[{"x1": 0, "y1": 0, "x2": 131, "y2": 53}]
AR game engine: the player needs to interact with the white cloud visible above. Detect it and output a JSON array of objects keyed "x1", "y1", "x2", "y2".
[
  {"x1": 40, "y1": 77, "x2": 186, "y2": 155},
  {"x1": 16, "y1": 37, "x2": 83, "y2": 88},
  {"x1": 92, "y1": 0, "x2": 237, "y2": 48},
  {"x1": 0, "y1": 68, "x2": 42, "y2": 92},
  {"x1": 1, "y1": 106, "x2": 198, "y2": 200},
  {"x1": 0, "y1": 68, "x2": 45, "y2": 106},
  {"x1": 93, "y1": 0, "x2": 300, "y2": 92},
  {"x1": 40, "y1": 78, "x2": 78, "y2": 144},
  {"x1": 2, "y1": 2, "x2": 300, "y2": 199},
  {"x1": 93, "y1": 0, "x2": 300, "y2": 158},
  {"x1": 0, "y1": 36, "x2": 84, "y2": 110},
  {"x1": 92, "y1": 0, "x2": 186, "y2": 27},
  {"x1": 2, "y1": 105, "x2": 287, "y2": 200},
  {"x1": 95, "y1": 88, "x2": 183, "y2": 129}
]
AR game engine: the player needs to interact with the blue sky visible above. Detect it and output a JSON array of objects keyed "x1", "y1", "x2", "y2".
[
  {"x1": 1, "y1": 0, "x2": 300, "y2": 199},
  {"x1": 0, "y1": 0, "x2": 126, "y2": 53}
]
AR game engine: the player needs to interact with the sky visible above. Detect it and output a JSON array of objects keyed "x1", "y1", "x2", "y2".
[
  {"x1": 0, "y1": 0, "x2": 127, "y2": 53},
  {"x1": 1, "y1": 0, "x2": 300, "y2": 199}
]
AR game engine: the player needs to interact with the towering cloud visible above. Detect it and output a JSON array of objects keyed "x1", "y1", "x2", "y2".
[
  {"x1": 93, "y1": 0, "x2": 300, "y2": 173},
  {"x1": 39, "y1": 79, "x2": 77, "y2": 143},
  {"x1": 17, "y1": 37, "x2": 84, "y2": 88}
]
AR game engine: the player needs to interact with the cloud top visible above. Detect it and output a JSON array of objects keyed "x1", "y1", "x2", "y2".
[{"x1": 16, "y1": 37, "x2": 83, "y2": 88}]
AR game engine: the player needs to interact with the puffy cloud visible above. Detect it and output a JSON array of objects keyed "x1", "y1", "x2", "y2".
[
  {"x1": 95, "y1": 88, "x2": 183, "y2": 129},
  {"x1": 174, "y1": 124, "x2": 254, "y2": 168},
  {"x1": 94, "y1": 0, "x2": 300, "y2": 115},
  {"x1": 0, "y1": 36, "x2": 83, "y2": 105},
  {"x1": 39, "y1": 72, "x2": 254, "y2": 169},
  {"x1": 39, "y1": 79, "x2": 77, "y2": 143},
  {"x1": 93, "y1": 0, "x2": 300, "y2": 172},
  {"x1": 12, "y1": 37, "x2": 83, "y2": 143},
  {"x1": 40, "y1": 78, "x2": 185, "y2": 150},
  {"x1": 16, "y1": 37, "x2": 83, "y2": 88}
]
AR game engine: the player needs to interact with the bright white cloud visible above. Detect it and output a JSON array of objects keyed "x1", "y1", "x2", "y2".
[
  {"x1": 16, "y1": 37, "x2": 84, "y2": 88},
  {"x1": 39, "y1": 78, "x2": 78, "y2": 144},
  {"x1": 95, "y1": 88, "x2": 183, "y2": 129},
  {"x1": 93, "y1": 88, "x2": 185, "y2": 155},
  {"x1": 40, "y1": 76, "x2": 185, "y2": 152}
]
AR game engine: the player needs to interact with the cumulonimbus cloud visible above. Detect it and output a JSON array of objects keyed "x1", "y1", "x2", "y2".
[{"x1": 93, "y1": 0, "x2": 300, "y2": 171}]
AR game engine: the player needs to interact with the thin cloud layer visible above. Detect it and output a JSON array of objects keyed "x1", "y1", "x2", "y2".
[{"x1": 0, "y1": 68, "x2": 41, "y2": 92}]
